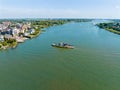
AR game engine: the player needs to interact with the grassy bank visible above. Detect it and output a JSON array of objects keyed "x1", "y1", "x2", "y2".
[
  {"x1": 0, "y1": 39, "x2": 18, "y2": 50},
  {"x1": 29, "y1": 29, "x2": 41, "y2": 38},
  {"x1": 97, "y1": 22, "x2": 120, "y2": 35},
  {"x1": 106, "y1": 28, "x2": 120, "y2": 35}
]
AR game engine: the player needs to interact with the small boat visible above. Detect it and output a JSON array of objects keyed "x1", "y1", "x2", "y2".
[{"x1": 51, "y1": 43, "x2": 74, "y2": 49}]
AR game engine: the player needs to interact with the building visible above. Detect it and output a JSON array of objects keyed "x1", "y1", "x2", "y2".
[
  {"x1": 21, "y1": 24, "x2": 28, "y2": 33},
  {"x1": 28, "y1": 28, "x2": 35, "y2": 34},
  {"x1": 0, "y1": 35, "x2": 4, "y2": 42},
  {"x1": 24, "y1": 32, "x2": 30, "y2": 37},
  {"x1": 4, "y1": 34, "x2": 13, "y2": 40},
  {"x1": 12, "y1": 27, "x2": 20, "y2": 36}
]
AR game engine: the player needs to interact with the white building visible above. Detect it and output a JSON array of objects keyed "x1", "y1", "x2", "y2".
[
  {"x1": 0, "y1": 35, "x2": 4, "y2": 42},
  {"x1": 12, "y1": 27, "x2": 20, "y2": 36},
  {"x1": 28, "y1": 29, "x2": 35, "y2": 34}
]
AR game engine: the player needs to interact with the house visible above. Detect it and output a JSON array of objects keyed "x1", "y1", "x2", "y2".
[
  {"x1": 28, "y1": 28, "x2": 35, "y2": 34},
  {"x1": 24, "y1": 32, "x2": 30, "y2": 37},
  {"x1": 26, "y1": 22, "x2": 31, "y2": 28},
  {"x1": 16, "y1": 23, "x2": 22, "y2": 29},
  {"x1": 2, "y1": 21, "x2": 11, "y2": 26},
  {"x1": 4, "y1": 34, "x2": 13, "y2": 40},
  {"x1": 0, "y1": 35, "x2": 4, "y2": 42},
  {"x1": 21, "y1": 24, "x2": 28, "y2": 33},
  {"x1": 12, "y1": 27, "x2": 20, "y2": 36}
]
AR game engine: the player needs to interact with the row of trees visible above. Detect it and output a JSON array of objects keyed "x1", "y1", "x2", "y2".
[
  {"x1": 31, "y1": 20, "x2": 67, "y2": 28},
  {"x1": 31, "y1": 19, "x2": 92, "y2": 29},
  {"x1": 0, "y1": 38, "x2": 17, "y2": 47}
]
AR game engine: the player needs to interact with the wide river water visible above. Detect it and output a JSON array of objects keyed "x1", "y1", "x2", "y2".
[{"x1": 0, "y1": 20, "x2": 120, "y2": 90}]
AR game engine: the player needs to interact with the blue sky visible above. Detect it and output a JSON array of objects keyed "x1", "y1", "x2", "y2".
[{"x1": 0, "y1": 0, "x2": 120, "y2": 18}]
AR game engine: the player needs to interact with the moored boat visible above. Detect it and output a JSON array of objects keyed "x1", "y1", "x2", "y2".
[{"x1": 51, "y1": 43, "x2": 74, "y2": 49}]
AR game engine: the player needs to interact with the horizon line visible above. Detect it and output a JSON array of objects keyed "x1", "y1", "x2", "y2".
[{"x1": 0, "y1": 17, "x2": 120, "y2": 20}]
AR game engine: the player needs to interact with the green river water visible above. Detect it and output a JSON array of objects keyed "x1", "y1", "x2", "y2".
[{"x1": 0, "y1": 20, "x2": 120, "y2": 90}]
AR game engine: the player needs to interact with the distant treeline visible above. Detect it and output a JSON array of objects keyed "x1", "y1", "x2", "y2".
[{"x1": 0, "y1": 18, "x2": 92, "y2": 24}]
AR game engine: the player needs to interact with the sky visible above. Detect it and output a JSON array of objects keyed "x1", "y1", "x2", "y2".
[{"x1": 0, "y1": 0, "x2": 120, "y2": 19}]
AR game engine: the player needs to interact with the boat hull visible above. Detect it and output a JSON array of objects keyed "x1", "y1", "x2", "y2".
[{"x1": 51, "y1": 44, "x2": 74, "y2": 49}]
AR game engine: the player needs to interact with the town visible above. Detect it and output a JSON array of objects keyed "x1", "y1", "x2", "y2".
[{"x1": 0, "y1": 20, "x2": 40, "y2": 50}]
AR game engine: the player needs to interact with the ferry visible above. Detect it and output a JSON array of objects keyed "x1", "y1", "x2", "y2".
[{"x1": 51, "y1": 43, "x2": 74, "y2": 49}]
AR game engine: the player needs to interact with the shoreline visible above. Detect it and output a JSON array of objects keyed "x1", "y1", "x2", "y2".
[
  {"x1": 0, "y1": 29, "x2": 41, "y2": 50},
  {"x1": 105, "y1": 28, "x2": 120, "y2": 35},
  {"x1": 96, "y1": 22, "x2": 120, "y2": 35}
]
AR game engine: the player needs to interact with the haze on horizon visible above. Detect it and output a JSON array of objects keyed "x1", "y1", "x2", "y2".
[{"x1": 0, "y1": 0, "x2": 120, "y2": 19}]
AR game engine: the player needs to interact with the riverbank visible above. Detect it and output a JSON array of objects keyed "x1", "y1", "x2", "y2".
[
  {"x1": 29, "y1": 29, "x2": 42, "y2": 38},
  {"x1": 0, "y1": 29, "x2": 41, "y2": 50},
  {"x1": 0, "y1": 39, "x2": 18, "y2": 50},
  {"x1": 96, "y1": 22, "x2": 120, "y2": 35},
  {"x1": 0, "y1": 31, "x2": 41, "y2": 50},
  {"x1": 105, "y1": 28, "x2": 120, "y2": 35}
]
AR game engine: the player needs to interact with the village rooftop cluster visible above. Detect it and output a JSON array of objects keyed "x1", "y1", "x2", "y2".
[{"x1": 0, "y1": 21, "x2": 35, "y2": 42}]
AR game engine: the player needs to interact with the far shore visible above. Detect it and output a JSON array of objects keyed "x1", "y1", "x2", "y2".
[{"x1": 96, "y1": 22, "x2": 120, "y2": 35}]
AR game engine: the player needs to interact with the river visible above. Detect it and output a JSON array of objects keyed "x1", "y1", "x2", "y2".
[{"x1": 0, "y1": 20, "x2": 120, "y2": 90}]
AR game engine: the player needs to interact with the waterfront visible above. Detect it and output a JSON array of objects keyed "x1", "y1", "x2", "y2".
[{"x1": 0, "y1": 21, "x2": 120, "y2": 90}]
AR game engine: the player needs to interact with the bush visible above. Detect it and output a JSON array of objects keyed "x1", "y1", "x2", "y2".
[
  {"x1": 2, "y1": 41, "x2": 8, "y2": 46},
  {"x1": 0, "y1": 44, "x2": 2, "y2": 48},
  {"x1": 7, "y1": 39, "x2": 16, "y2": 44}
]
